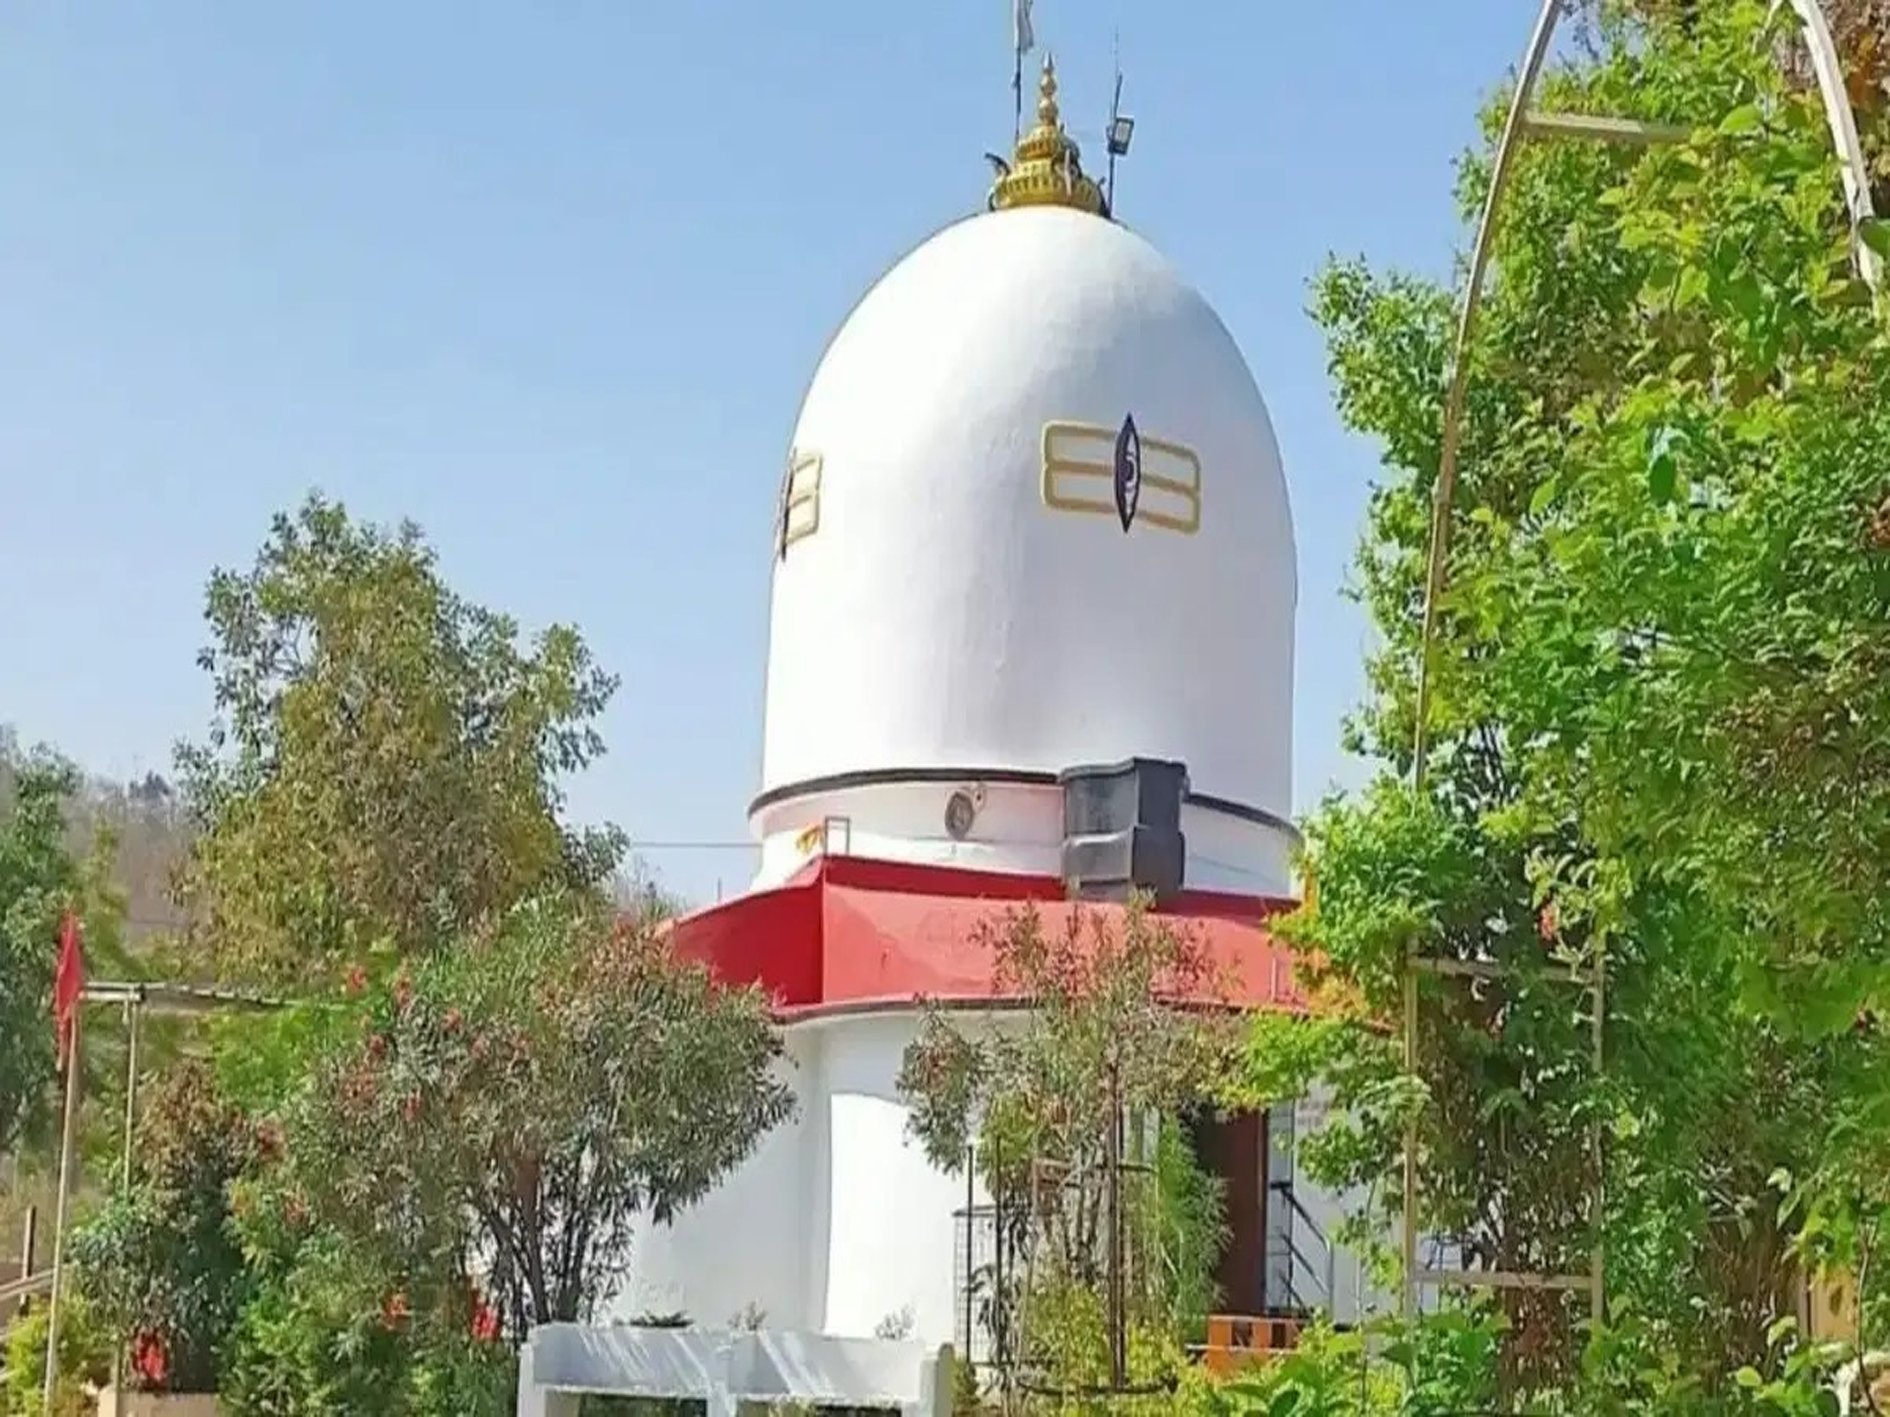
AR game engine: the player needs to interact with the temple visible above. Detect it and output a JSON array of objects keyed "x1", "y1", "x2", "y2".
[{"x1": 617, "y1": 56, "x2": 1379, "y2": 1354}]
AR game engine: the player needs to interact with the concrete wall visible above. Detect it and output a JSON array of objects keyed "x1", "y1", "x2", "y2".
[
  {"x1": 612, "y1": 1015, "x2": 1387, "y2": 1345},
  {"x1": 751, "y1": 778, "x2": 1294, "y2": 897},
  {"x1": 610, "y1": 1011, "x2": 998, "y2": 1348},
  {"x1": 516, "y1": 1325, "x2": 952, "y2": 1417},
  {"x1": 1287, "y1": 1089, "x2": 1394, "y2": 1328},
  {"x1": 620, "y1": 1032, "x2": 816, "y2": 1329},
  {"x1": 817, "y1": 1014, "x2": 973, "y2": 1340}
]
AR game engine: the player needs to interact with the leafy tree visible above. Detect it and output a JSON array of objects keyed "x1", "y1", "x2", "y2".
[
  {"x1": 897, "y1": 899, "x2": 1233, "y2": 1394},
  {"x1": 173, "y1": 494, "x2": 625, "y2": 988},
  {"x1": 1262, "y1": 0, "x2": 1890, "y2": 1401},
  {"x1": 232, "y1": 892, "x2": 793, "y2": 1338},
  {"x1": 0, "y1": 748, "x2": 84, "y2": 1156},
  {"x1": 70, "y1": 1059, "x2": 258, "y2": 1394},
  {"x1": 0, "y1": 737, "x2": 141, "y2": 1170}
]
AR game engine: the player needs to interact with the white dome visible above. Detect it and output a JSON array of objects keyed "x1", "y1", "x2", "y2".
[{"x1": 756, "y1": 205, "x2": 1296, "y2": 852}]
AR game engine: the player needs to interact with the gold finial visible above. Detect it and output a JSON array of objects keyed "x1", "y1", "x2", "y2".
[
  {"x1": 1037, "y1": 55, "x2": 1061, "y2": 128},
  {"x1": 990, "y1": 52, "x2": 1106, "y2": 217}
]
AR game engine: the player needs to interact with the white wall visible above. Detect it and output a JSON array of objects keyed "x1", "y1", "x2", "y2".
[
  {"x1": 614, "y1": 1012, "x2": 986, "y2": 1348},
  {"x1": 617, "y1": 1033, "x2": 816, "y2": 1330},
  {"x1": 817, "y1": 1013, "x2": 977, "y2": 1342},
  {"x1": 752, "y1": 776, "x2": 1293, "y2": 897},
  {"x1": 613, "y1": 1014, "x2": 1391, "y2": 1344},
  {"x1": 1285, "y1": 1089, "x2": 1395, "y2": 1328}
]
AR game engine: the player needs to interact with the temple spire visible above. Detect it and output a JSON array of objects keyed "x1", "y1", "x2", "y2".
[{"x1": 989, "y1": 54, "x2": 1106, "y2": 217}]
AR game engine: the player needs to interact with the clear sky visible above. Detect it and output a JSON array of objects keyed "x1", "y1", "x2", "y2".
[{"x1": 0, "y1": 2, "x2": 1527, "y2": 905}]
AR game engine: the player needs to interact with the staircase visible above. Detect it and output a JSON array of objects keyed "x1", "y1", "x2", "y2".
[{"x1": 1197, "y1": 1180, "x2": 1351, "y2": 1373}]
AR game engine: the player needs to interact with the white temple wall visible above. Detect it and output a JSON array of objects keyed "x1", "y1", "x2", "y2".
[
  {"x1": 752, "y1": 777, "x2": 1293, "y2": 896},
  {"x1": 816, "y1": 1012, "x2": 975, "y2": 1340},
  {"x1": 1282, "y1": 1087, "x2": 1397, "y2": 1328},
  {"x1": 758, "y1": 210, "x2": 1298, "y2": 824},
  {"x1": 617, "y1": 1031, "x2": 817, "y2": 1330},
  {"x1": 613, "y1": 1011, "x2": 1395, "y2": 1347}
]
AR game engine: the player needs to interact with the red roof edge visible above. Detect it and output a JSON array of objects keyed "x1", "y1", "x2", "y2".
[{"x1": 664, "y1": 854, "x2": 1309, "y2": 1019}]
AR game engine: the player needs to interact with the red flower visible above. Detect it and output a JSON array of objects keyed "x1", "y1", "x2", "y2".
[
  {"x1": 1538, "y1": 900, "x2": 1561, "y2": 942},
  {"x1": 132, "y1": 1330, "x2": 169, "y2": 1388},
  {"x1": 470, "y1": 1297, "x2": 502, "y2": 1344},
  {"x1": 470, "y1": 1032, "x2": 489, "y2": 1062},
  {"x1": 381, "y1": 1290, "x2": 411, "y2": 1331},
  {"x1": 401, "y1": 1093, "x2": 423, "y2": 1124},
  {"x1": 254, "y1": 1119, "x2": 284, "y2": 1162},
  {"x1": 344, "y1": 965, "x2": 367, "y2": 997},
  {"x1": 443, "y1": 1007, "x2": 464, "y2": 1034},
  {"x1": 366, "y1": 1033, "x2": 389, "y2": 1062}
]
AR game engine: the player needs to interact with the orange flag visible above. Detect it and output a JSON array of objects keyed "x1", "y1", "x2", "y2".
[{"x1": 53, "y1": 911, "x2": 84, "y2": 1071}]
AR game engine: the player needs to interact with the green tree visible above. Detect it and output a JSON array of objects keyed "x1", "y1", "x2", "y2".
[
  {"x1": 0, "y1": 748, "x2": 83, "y2": 1155},
  {"x1": 231, "y1": 891, "x2": 793, "y2": 1339},
  {"x1": 0, "y1": 736, "x2": 140, "y2": 1168},
  {"x1": 173, "y1": 493, "x2": 625, "y2": 988},
  {"x1": 70, "y1": 1059, "x2": 258, "y2": 1394},
  {"x1": 1265, "y1": 0, "x2": 1890, "y2": 1402},
  {"x1": 897, "y1": 900, "x2": 1232, "y2": 1395}
]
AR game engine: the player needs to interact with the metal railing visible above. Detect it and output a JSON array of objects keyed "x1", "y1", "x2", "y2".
[
  {"x1": 1, "y1": 1271, "x2": 52, "y2": 1309},
  {"x1": 1269, "y1": 1181, "x2": 1341, "y2": 1320}
]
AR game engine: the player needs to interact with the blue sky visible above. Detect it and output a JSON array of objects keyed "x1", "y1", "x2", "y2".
[{"x1": 0, "y1": 2, "x2": 1526, "y2": 904}]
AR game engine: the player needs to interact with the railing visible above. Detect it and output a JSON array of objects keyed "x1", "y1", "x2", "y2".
[
  {"x1": 1268, "y1": 1181, "x2": 1339, "y2": 1319},
  {"x1": 0, "y1": 1271, "x2": 51, "y2": 1309}
]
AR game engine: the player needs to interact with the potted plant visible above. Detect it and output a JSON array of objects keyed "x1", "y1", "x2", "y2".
[{"x1": 72, "y1": 1060, "x2": 259, "y2": 1415}]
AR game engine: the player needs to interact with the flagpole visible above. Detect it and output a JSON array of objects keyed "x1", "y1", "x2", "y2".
[
  {"x1": 1013, "y1": 47, "x2": 1024, "y2": 144},
  {"x1": 42, "y1": 1008, "x2": 82, "y2": 1410},
  {"x1": 1011, "y1": 0, "x2": 1031, "y2": 145}
]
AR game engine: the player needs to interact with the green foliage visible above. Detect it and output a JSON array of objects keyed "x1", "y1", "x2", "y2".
[
  {"x1": 172, "y1": 492, "x2": 626, "y2": 988},
  {"x1": 0, "y1": 748, "x2": 83, "y2": 1154},
  {"x1": 251, "y1": 891, "x2": 793, "y2": 1332},
  {"x1": 1213, "y1": 1320, "x2": 1428, "y2": 1416},
  {"x1": 69, "y1": 1059, "x2": 258, "y2": 1393},
  {"x1": 402, "y1": 1328, "x2": 517, "y2": 1417},
  {"x1": 1149, "y1": 1120, "x2": 1228, "y2": 1345},
  {"x1": 898, "y1": 900, "x2": 1235, "y2": 1393},
  {"x1": 1, "y1": 1295, "x2": 110, "y2": 1417},
  {"x1": 1009, "y1": 1279, "x2": 1187, "y2": 1406},
  {"x1": 0, "y1": 731, "x2": 145, "y2": 1266},
  {"x1": 1290, "y1": 0, "x2": 1890, "y2": 1400},
  {"x1": 218, "y1": 1231, "x2": 413, "y2": 1416},
  {"x1": 218, "y1": 1231, "x2": 515, "y2": 1417}
]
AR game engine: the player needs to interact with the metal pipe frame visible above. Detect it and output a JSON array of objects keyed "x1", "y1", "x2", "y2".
[{"x1": 1400, "y1": 0, "x2": 1882, "y2": 1335}]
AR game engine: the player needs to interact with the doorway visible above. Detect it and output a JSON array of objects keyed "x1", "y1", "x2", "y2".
[{"x1": 1184, "y1": 1106, "x2": 1267, "y2": 1315}]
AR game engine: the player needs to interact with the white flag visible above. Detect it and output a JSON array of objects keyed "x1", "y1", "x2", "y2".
[{"x1": 1013, "y1": 0, "x2": 1034, "y2": 56}]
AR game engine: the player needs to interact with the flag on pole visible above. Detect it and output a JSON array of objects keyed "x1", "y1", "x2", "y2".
[
  {"x1": 1011, "y1": 0, "x2": 1035, "y2": 144},
  {"x1": 53, "y1": 910, "x2": 84, "y2": 1071}
]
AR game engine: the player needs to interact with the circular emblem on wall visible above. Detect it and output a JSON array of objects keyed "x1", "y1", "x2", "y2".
[{"x1": 944, "y1": 789, "x2": 979, "y2": 841}]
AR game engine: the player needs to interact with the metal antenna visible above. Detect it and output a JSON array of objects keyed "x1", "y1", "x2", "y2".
[{"x1": 1103, "y1": 30, "x2": 1134, "y2": 217}]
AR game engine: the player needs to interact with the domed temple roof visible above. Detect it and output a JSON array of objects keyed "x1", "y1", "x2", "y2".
[{"x1": 759, "y1": 125, "x2": 1297, "y2": 828}]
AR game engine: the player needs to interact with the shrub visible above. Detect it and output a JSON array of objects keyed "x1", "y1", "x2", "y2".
[
  {"x1": 1, "y1": 1295, "x2": 109, "y2": 1417},
  {"x1": 69, "y1": 1059, "x2": 256, "y2": 1393}
]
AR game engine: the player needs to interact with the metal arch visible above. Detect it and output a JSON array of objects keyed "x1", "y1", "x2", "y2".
[
  {"x1": 1411, "y1": 0, "x2": 1885, "y2": 785},
  {"x1": 1778, "y1": 0, "x2": 1884, "y2": 293},
  {"x1": 1408, "y1": 0, "x2": 1564, "y2": 789},
  {"x1": 1398, "y1": 0, "x2": 1886, "y2": 1331}
]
